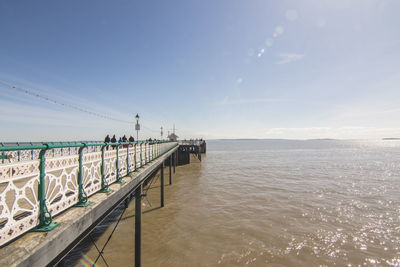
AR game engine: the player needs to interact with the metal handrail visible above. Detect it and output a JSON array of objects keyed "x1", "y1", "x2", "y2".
[{"x1": 0, "y1": 140, "x2": 178, "y2": 247}]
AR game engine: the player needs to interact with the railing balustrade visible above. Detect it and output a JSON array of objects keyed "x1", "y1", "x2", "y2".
[{"x1": 0, "y1": 141, "x2": 178, "y2": 246}]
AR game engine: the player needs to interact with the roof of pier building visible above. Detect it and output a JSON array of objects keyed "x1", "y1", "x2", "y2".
[{"x1": 167, "y1": 133, "x2": 178, "y2": 141}]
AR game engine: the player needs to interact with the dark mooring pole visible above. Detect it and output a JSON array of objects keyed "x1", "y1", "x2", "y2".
[
  {"x1": 169, "y1": 155, "x2": 172, "y2": 185},
  {"x1": 135, "y1": 184, "x2": 142, "y2": 267},
  {"x1": 161, "y1": 162, "x2": 165, "y2": 207}
]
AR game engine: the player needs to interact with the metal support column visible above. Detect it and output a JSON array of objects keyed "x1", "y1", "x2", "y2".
[
  {"x1": 173, "y1": 151, "x2": 176, "y2": 173},
  {"x1": 135, "y1": 184, "x2": 142, "y2": 267},
  {"x1": 169, "y1": 155, "x2": 172, "y2": 185},
  {"x1": 161, "y1": 162, "x2": 165, "y2": 207}
]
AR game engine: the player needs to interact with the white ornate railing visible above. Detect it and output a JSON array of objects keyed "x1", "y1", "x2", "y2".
[{"x1": 0, "y1": 141, "x2": 177, "y2": 246}]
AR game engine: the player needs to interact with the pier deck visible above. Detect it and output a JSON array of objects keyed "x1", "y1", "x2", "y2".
[
  {"x1": 0, "y1": 140, "x2": 206, "y2": 266},
  {"x1": 0, "y1": 147, "x2": 176, "y2": 266}
]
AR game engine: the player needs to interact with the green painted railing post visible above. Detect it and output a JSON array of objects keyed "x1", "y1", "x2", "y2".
[
  {"x1": 32, "y1": 144, "x2": 59, "y2": 232},
  {"x1": 76, "y1": 143, "x2": 92, "y2": 207},
  {"x1": 149, "y1": 142, "x2": 152, "y2": 161},
  {"x1": 0, "y1": 143, "x2": 4, "y2": 164},
  {"x1": 30, "y1": 142, "x2": 34, "y2": 160},
  {"x1": 99, "y1": 144, "x2": 111, "y2": 193},
  {"x1": 140, "y1": 143, "x2": 143, "y2": 168},
  {"x1": 147, "y1": 142, "x2": 150, "y2": 163},
  {"x1": 115, "y1": 144, "x2": 124, "y2": 183},
  {"x1": 134, "y1": 143, "x2": 137, "y2": 171},
  {"x1": 116, "y1": 144, "x2": 119, "y2": 179},
  {"x1": 149, "y1": 142, "x2": 151, "y2": 161},
  {"x1": 144, "y1": 142, "x2": 147, "y2": 165},
  {"x1": 147, "y1": 142, "x2": 150, "y2": 162},
  {"x1": 126, "y1": 143, "x2": 131, "y2": 176}
]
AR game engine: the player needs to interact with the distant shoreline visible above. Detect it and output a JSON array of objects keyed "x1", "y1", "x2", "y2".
[
  {"x1": 382, "y1": 138, "x2": 400, "y2": 140},
  {"x1": 207, "y1": 138, "x2": 339, "y2": 141}
]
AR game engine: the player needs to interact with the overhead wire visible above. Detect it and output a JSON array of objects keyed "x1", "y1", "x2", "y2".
[
  {"x1": 0, "y1": 80, "x2": 157, "y2": 127},
  {"x1": 0, "y1": 80, "x2": 182, "y2": 137}
]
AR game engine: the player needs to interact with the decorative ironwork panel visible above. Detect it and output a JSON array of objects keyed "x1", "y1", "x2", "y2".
[
  {"x1": 118, "y1": 150, "x2": 128, "y2": 177},
  {"x1": 136, "y1": 147, "x2": 141, "y2": 168},
  {"x1": 104, "y1": 150, "x2": 117, "y2": 184},
  {"x1": 0, "y1": 160, "x2": 40, "y2": 246},
  {"x1": 82, "y1": 152, "x2": 102, "y2": 197},
  {"x1": 0, "y1": 141, "x2": 178, "y2": 246},
  {"x1": 46, "y1": 155, "x2": 79, "y2": 216},
  {"x1": 128, "y1": 148, "x2": 135, "y2": 171}
]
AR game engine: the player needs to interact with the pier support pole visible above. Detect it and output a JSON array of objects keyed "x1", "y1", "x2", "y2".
[
  {"x1": 169, "y1": 155, "x2": 172, "y2": 185},
  {"x1": 161, "y1": 162, "x2": 165, "y2": 207},
  {"x1": 173, "y1": 151, "x2": 176, "y2": 173},
  {"x1": 135, "y1": 184, "x2": 142, "y2": 267}
]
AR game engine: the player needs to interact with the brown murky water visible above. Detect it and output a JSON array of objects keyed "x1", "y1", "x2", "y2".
[{"x1": 67, "y1": 140, "x2": 400, "y2": 266}]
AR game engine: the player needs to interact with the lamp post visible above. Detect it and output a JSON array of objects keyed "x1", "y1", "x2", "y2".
[
  {"x1": 135, "y1": 114, "x2": 140, "y2": 141},
  {"x1": 160, "y1": 126, "x2": 163, "y2": 140}
]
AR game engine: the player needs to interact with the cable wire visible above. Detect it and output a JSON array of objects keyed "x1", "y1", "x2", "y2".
[
  {"x1": 0, "y1": 80, "x2": 174, "y2": 135},
  {"x1": 1, "y1": 80, "x2": 135, "y2": 124}
]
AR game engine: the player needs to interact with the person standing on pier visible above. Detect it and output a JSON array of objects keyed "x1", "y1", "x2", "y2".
[
  {"x1": 122, "y1": 135, "x2": 128, "y2": 148},
  {"x1": 129, "y1": 136, "x2": 134, "y2": 147},
  {"x1": 104, "y1": 134, "x2": 110, "y2": 150},
  {"x1": 111, "y1": 134, "x2": 117, "y2": 149}
]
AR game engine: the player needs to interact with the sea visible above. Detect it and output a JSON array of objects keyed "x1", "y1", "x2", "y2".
[{"x1": 66, "y1": 139, "x2": 400, "y2": 267}]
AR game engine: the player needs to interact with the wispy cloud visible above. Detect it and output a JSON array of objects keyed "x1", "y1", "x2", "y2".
[{"x1": 277, "y1": 53, "x2": 305, "y2": 64}]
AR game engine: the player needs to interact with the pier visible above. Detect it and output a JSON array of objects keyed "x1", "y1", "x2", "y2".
[{"x1": 0, "y1": 140, "x2": 206, "y2": 266}]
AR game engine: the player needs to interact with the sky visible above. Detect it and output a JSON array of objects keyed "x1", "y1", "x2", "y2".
[{"x1": 1, "y1": 0, "x2": 400, "y2": 141}]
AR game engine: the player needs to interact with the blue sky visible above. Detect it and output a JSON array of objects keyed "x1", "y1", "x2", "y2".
[{"x1": 1, "y1": 0, "x2": 400, "y2": 141}]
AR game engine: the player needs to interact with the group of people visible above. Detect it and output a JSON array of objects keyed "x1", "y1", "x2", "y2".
[
  {"x1": 102, "y1": 135, "x2": 166, "y2": 150},
  {"x1": 104, "y1": 135, "x2": 134, "y2": 149},
  {"x1": 104, "y1": 134, "x2": 135, "y2": 144}
]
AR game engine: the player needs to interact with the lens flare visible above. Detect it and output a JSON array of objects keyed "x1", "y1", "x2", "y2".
[
  {"x1": 79, "y1": 252, "x2": 97, "y2": 267},
  {"x1": 275, "y1": 26, "x2": 284, "y2": 35},
  {"x1": 286, "y1": 9, "x2": 298, "y2": 21}
]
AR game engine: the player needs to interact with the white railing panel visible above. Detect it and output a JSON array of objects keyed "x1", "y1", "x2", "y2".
[
  {"x1": 0, "y1": 160, "x2": 40, "y2": 246},
  {"x1": 46, "y1": 154, "x2": 79, "y2": 216},
  {"x1": 83, "y1": 151, "x2": 102, "y2": 198}
]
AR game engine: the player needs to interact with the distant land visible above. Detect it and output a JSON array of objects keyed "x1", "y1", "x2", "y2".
[
  {"x1": 208, "y1": 138, "x2": 338, "y2": 141},
  {"x1": 382, "y1": 138, "x2": 400, "y2": 140}
]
